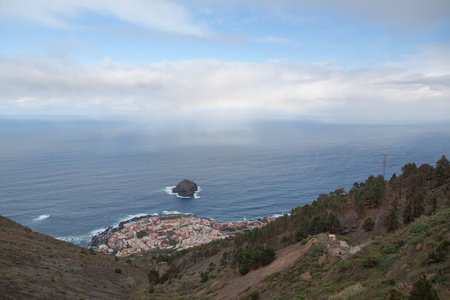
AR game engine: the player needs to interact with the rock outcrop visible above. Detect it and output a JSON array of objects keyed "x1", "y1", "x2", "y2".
[{"x1": 172, "y1": 179, "x2": 198, "y2": 198}]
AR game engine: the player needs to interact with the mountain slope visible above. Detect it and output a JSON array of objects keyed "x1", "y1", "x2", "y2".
[{"x1": 0, "y1": 216, "x2": 147, "y2": 299}]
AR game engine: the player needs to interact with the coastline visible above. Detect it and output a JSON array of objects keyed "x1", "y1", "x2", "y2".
[{"x1": 89, "y1": 213, "x2": 277, "y2": 257}]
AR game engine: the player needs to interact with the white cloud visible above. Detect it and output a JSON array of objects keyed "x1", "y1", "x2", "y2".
[
  {"x1": 1, "y1": 54, "x2": 449, "y2": 124},
  {"x1": 0, "y1": 0, "x2": 208, "y2": 36}
]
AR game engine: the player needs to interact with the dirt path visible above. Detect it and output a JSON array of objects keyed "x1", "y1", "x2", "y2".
[{"x1": 213, "y1": 239, "x2": 316, "y2": 299}]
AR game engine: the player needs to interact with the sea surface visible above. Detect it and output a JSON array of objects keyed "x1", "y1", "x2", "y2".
[{"x1": 1, "y1": 119, "x2": 449, "y2": 246}]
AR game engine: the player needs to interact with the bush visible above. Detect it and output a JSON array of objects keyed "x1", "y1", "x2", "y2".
[
  {"x1": 247, "y1": 289, "x2": 259, "y2": 300},
  {"x1": 239, "y1": 264, "x2": 250, "y2": 276},
  {"x1": 382, "y1": 278, "x2": 396, "y2": 286},
  {"x1": 114, "y1": 268, "x2": 122, "y2": 274},
  {"x1": 409, "y1": 275, "x2": 439, "y2": 300},
  {"x1": 311, "y1": 244, "x2": 324, "y2": 255},
  {"x1": 340, "y1": 261, "x2": 351, "y2": 271},
  {"x1": 412, "y1": 223, "x2": 429, "y2": 234},
  {"x1": 200, "y1": 272, "x2": 209, "y2": 283},
  {"x1": 429, "y1": 240, "x2": 449, "y2": 264},
  {"x1": 362, "y1": 217, "x2": 376, "y2": 232},
  {"x1": 361, "y1": 254, "x2": 379, "y2": 269},
  {"x1": 382, "y1": 244, "x2": 398, "y2": 255},
  {"x1": 148, "y1": 269, "x2": 160, "y2": 286}
]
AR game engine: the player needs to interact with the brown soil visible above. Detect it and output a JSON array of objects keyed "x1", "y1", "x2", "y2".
[{"x1": 206, "y1": 239, "x2": 317, "y2": 299}]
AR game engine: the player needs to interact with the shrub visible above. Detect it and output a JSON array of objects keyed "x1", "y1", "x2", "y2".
[
  {"x1": 382, "y1": 278, "x2": 396, "y2": 286},
  {"x1": 239, "y1": 264, "x2": 250, "y2": 276},
  {"x1": 247, "y1": 289, "x2": 259, "y2": 300},
  {"x1": 382, "y1": 244, "x2": 398, "y2": 255},
  {"x1": 200, "y1": 272, "x2": 209, "y2": 283},
  {"x1": 340, "y1": 261, "x2": 351, "y2": 271},
  {"x1": 388, "y1": 289, "x2": 407, "y2": 299},
  {"x1": 407, "y1": 235, "x2": 424, "y2": 246},
  {"x1": 362, "y1": 217, "x2": 376, "y2": 232},
  {"x1": 361, "y1": 254, "x2": 379, "y2": 269},
  {"x1": 148, "y1": 269, "x2": 160, "y2": 286},
  {"x1": 429, "y1": 240, "x2": 449, "y2": 264},
  {"x1": 311, "y1": 244, "x2": 324, "y2": 255},
  {"x1": 409, "y1": 275, "x2": 439, "y2": 300},
  {"x1": 412, "y1": 223, "x2": 429, "y2": 234},
  {"x1": 114, "y1": 268, "x2": 122, "y2": 274}
]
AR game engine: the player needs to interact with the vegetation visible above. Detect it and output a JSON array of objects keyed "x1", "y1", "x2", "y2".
[
  {"x1": 3, "y1": 155, "x2": 450, "y2": 299},
  {"x1": 363, "y1": 217, "x2": 376, "y2": 232}
]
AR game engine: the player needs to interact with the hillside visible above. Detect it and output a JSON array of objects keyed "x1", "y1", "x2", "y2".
[
  {"x1": 0, "y1": 216, "x2": 147, "y2": 299},
  {"x1": 1, "y1": 155, "x2": 449, "y2": 299},
  {"x1": 128, "y1": 155, "x2": 450, "y2": 299}
]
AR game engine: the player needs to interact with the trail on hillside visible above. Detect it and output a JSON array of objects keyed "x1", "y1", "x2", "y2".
[{"x1": 212, "y1": 239, "x2": 316, "y2": 299}]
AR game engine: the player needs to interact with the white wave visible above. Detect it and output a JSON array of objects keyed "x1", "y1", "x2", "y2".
[
  {"x1": 118, "y1": 213, "x2": 150, "y2": 223},
  {"x1": 164, "y1": 185, "x2": 202, "y2": 199},
  {"x1": 89, "y1": 227, "x2": 109, "y2": 236},
  {"x1": 33, "y1": 214, "x2": 50, "y2": 221},
  {"x1": 162, "y1": 210, "x2": 191, "y2": 215},
  {"x1": 56, "y1": 235, "x2": 91, "y2": 242},
  {"x1": 271, "y1": 213, "x2": 285, "y2": 218}
]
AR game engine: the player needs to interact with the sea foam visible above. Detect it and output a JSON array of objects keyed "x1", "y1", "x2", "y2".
[
  {"x1": 165, "y1": 186, "x2": 202, "y2": 199},
  {"x1": 33, "y1": 214, "x2": 50, "y2": 221}
]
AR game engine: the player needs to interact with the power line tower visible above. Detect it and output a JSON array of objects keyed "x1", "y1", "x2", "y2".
[{"x1": 382, "y1": 154, "x2": 387, "y2": 178}]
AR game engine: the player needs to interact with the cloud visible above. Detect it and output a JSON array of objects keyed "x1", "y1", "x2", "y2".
[
  {"x1": 0, "y1": 0, "x2": 208, "y2": 36},
  {"x1": 1, "y1": 53, "x2": 449, "y2": 124}
]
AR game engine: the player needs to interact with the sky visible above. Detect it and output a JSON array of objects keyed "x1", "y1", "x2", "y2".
[{"x1": 0, "y1": 0, "x2": 450, "y2": 124}]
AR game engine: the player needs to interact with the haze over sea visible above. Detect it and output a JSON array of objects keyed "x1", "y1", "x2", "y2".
[{"x1": 1, "y1": 119, "x2": 449, "y2": 246}]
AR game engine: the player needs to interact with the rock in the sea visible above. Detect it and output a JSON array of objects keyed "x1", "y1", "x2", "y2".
[{"x1": 172, "y1": 179, "x2": 198, "y2": 198}]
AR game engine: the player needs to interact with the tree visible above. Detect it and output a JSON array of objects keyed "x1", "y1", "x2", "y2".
[
  {"x1": 147, "y1": 269, "x2": 160, "y2": 286},
  {"x1": 412, "y1": 192, "x2": 425, "y2": 218},
  {"x1": 326, "y1": 213, "x2": 342, "y2": 234},
  {"x1": 362, "y1": 217, "x2": 376, "y2": 232},
  {"x1": 435, "y1": 155, "x2": 450, "y2": 186},
  {"x1": 386, "y1": 208, "x2": 399, "y2": 232},
  {"x1": 295, "y1": 223, "x2": 308, "y2": 242},
  {"x1": 409, "y1": 275, "x2": 439, "y2": 300},
  {"x1": 403, "y1": 200, "x2": 414, "y2": 225},
  {"x1": 401, "y1": 162, "x2": 417, "y2": 178}
]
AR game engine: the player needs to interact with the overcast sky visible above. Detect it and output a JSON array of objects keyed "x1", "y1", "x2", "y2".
[{"x1": 1, "y1": 0, "x2": 449, "y2": 124}]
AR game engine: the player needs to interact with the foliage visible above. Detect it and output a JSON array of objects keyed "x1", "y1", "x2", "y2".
[
  {"x1": 363, "y1": 217, "x2": 376, "y2": 232},
  {"x1": 428, "y1": 240, "x2": 449, "y2": 264},
  {"x1": 136, "y1": 230, "x2": 148, "y2": 239},
  {"x1": 386, "y1": 208, "x2": 399, "y2": 232},
  {"x1": 200, "y1": 272, "x2": 209, "y2": 283},
  {"x1": 234, "y1": 245, "x2": 276, "y2": 275},
  {"x1": 409, "y1": 275, "x2": 439, "y2": 300},
  {"x1": 147, "y1": 269, "x2": 160, "y2": 286}
]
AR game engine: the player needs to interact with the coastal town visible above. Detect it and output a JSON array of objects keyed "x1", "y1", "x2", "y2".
[{"x1": 91, "y1": 214, "x2": 277, "y2": 257}]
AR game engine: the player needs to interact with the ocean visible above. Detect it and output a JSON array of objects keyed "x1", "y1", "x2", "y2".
[{"x1": 1, "y1": 119, "x2": 449, "y2": 246}]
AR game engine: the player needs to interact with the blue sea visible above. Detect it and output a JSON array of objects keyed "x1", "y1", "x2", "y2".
[{"x1": 1, "y1": 119, "x2": 449, "y2": 246}]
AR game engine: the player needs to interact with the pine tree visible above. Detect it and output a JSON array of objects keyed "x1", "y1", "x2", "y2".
[
  {"x1": 403, "y1": 200, "x2": 413, "y2": 224},
  {"x1": 413, "y1": 192, "x2": 425, "y2": 218},
  {"x1": 435, "y1": 155, "x2": 450, "y2": 186},
  {"x1": 386, "y1": 208, "x2": 399, "y2": 232}
]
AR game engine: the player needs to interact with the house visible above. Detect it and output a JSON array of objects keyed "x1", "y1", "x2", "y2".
[{"x1": 329, "y1": 234, "x2": 337, "y2": 241}]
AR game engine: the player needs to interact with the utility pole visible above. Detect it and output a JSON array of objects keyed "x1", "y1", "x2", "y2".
[{"x1": 382, "y1": 154, "x2": 387, "y2": 179}]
